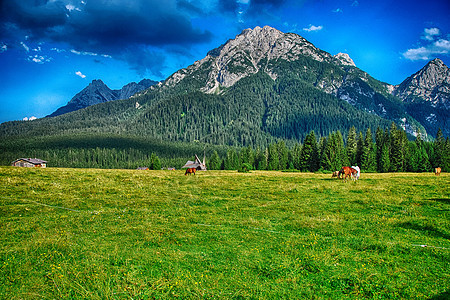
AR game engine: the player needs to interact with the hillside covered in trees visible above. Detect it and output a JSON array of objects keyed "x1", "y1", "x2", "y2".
[{"x1": 1, "y1": 27, "x2": 448, "y2": 171}]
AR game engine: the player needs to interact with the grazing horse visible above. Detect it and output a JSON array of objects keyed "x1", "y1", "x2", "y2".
[
  {"x1": 435, "y1": 167, "x2": 441, "y2": 176},
  {"x1": 332, "y1": 171, "x2": 340, "y2": 178},
  {"x1": 185, "y1": 168, "x2": 196, "y2": 175},
  {"x1": 338, "y1": 166, "x2": 357, "y2": 182}
]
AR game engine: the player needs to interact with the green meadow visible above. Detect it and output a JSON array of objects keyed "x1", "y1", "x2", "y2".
[{"x1": 0, "y1": 167, "x2": 449, "y2": 299}]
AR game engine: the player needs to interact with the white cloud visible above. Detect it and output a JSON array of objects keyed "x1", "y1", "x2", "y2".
[
  {"x1": 28, "y1": 55, "x2": 52, "y2": 64},
  {"x1": 402, "y1": 38, "x2": 450, "y2": 60},
  {"x1": 0, "y1": 44, "x2": 7, "y2": 53},
  {"x1": 403, "y1": 27, "x2": 449, "y2": 61},
  {"x1": 303, "y1": 24, "x2": 323, "y2": 32},
  {"x1": 20, "y1": 42, "x2": 29, "y2": 52},
  {"x1": 76, "y1": 71, "x2": 86, "y2": 78},
  {"x1": 423, "y1": 28, "x2": 440, "y2": 41},
  {"x1": 23, "y1": 116, "x2": 37, "y2": 121},
  {"x1": 434, "y1": 39, "x2": 450, "y2": 51},
  {"x1": 66, "y1": 4, "x2": 81, "y2": 12},
  {"x1": 51, "y1": 47, "x2": 66, "y2": 53},
  {"x1": 70, "y1": 49, "x2": 111, "y2": 58}
]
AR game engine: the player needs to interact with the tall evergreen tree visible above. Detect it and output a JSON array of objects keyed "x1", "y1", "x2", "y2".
[
  {"x1": 389, "y1": 123, "x2": 404, "y2": 172},
  {"x1": 292, "y1": 143, "x2": 302, "y2": 170},
  {"x1": 380, "y1": 144, "x2": 390, "y2": 173},
  {"x1": 320, "y1": 131, "x2": 345, "y2": 171},
  {"x1": 298, "y1": 131, "x2": 318, "y2": 171},
  {"x1": 361, "y1": 128, "x2": 376, "y2": 171},
  {"x1": 434, "y1": 128, "x2": 445, "y2": 168},
  {"x1": 356, "y1": 131, "x2": 364, "y2": 167},
  {"x1": 418, "y1": 144, "x2": 431, "y2": 172},
  {"x1": 254, "y1": 148, "x2": 267, "y2": 170},
  {"x1": 224, "y1": 148, "x2": 239, "y2": 170},
  {"x1": 277, "y1": 140, "x2": 289, "y2": 170},
  {"x1": 346, "y1": 126, "x2": 358, "y2": 165},
  {"x1": 375, "y1": 127, "x2": 385, "y2": 172},
  {"x1": 267, "y1": 143, "x2": 280, "y2": 170},
  {"x1": 209, "y1": 150, "x2": 222, "y2": 170}
]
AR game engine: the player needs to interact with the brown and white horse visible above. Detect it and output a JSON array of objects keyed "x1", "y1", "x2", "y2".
[
  {"x1": 338, "y1": 166, "x2": 357, "y2": 182},
  {"x1": 435, "y1": 167, "x2": 441, "y2": 176},
  {"x1": 185, "y1": 168, "x2": 196, "y2": 175}
]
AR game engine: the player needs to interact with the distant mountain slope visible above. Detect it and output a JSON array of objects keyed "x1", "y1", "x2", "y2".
[
  {"x1": 48, "y1": 79, "x2": 157, "y2": 117},
  {"x1": 1, "y1": 26, "x2": 447, "y2": 149},
  {"x1": 393, "y1": 58, "x2": 449, "y2": 137},
  {"x1": 144, "y1": 26, "x2": 426, "y2": 137}
]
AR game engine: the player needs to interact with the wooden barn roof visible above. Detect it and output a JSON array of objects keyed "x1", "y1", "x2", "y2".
[{"x1": 12, "y1": 158, "x2": 47, "y2": 164}]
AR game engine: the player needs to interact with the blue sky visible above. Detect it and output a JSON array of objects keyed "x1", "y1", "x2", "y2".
[{"x1": 1, "y1": 0, "x2": 449, "y2": 123}]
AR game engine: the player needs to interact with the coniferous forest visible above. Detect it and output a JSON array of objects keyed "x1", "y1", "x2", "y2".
[{"x1": 1, "y1": 124, "x2": 448, "y2": 173}]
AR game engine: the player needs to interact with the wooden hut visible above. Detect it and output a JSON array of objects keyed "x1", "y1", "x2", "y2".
[
  {"x1": 11, "y1": 158, "x2": 47, "y2": 168},
  {"x1": 182, "y1": 154, "x2": 206, "y2": 171}
]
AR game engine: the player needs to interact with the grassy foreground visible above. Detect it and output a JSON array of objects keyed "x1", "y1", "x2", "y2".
[{"x1": 0, "y1": 167, "x2": 449, "y2": 299}]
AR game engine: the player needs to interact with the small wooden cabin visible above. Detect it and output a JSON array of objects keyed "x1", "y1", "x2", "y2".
[
  {"x1": 182, "y1": 154, "x2": 207, "y2": 171},
  {"x1": 11, "y1": 158, "x2": 47, "y2": 168}
]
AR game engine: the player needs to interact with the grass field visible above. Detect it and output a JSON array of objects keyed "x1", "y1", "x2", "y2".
[{"x1": 0, "y1": 167, "x2": 449, "y2": 299}]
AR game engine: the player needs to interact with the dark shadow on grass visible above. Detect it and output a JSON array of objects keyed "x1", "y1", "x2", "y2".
[
  {"x1": 428, "y1": 290, "x2": 450, "y2": 300},
  {"x1": 427, "y1": 198, "x2": 450, "y2": 204},
  {"x1": 398, "y1": 221, "x2": 450, "y2": 239}
]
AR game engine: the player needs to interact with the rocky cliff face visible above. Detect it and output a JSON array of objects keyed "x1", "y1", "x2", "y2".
[
  {"x1": 394, "y1": 58, "x2": 450, "y2": 108},
  {"x1": 160, "y1": 26, "x2": 356, "y2": 94},
  {"x1": 49, "y1": 79, "x2": 156, "y2": 117},
  {"x1": 393, "y1": 58, "x2": 450, "y2": 137}
]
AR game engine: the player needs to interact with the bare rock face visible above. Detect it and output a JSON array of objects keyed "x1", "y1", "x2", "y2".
[
  {"x1": 162, "y1": 26, "x2": 353, "y2": 93},
  {"x1": 394, "y1": 58, "x2": 450, "y2": 108},
  {"x1": 334, "y1": 53, "x2": 356, "y2": 67}
]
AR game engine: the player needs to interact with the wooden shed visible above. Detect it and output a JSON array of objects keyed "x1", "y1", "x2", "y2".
[
  {"x1": 11, "y1": 158, "x2": 47, "y2": 168},
  {"x1": 182, "y1": 154, "x2": 206, "y2": 171}
]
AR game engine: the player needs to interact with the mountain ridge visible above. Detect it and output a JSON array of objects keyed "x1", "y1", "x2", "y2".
[
  {"x1": 48, "y1": 78, "x2": 157, "y2": 117},
  {"x1": 2, "y1": 26, "x2": 448, "y2": 145}
]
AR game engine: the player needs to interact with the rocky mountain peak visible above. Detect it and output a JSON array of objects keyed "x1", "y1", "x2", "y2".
[
  {"x1": 48, "y1": 78, "x2": 156, "y2": 117},
  {"x1": 394, "y1": 57, "x2": 450, "y2": 108},
  {"x1": 162, "y1": 26, "x2": 339, "y2": 93},
  {"x1": 334, "y1": 53, "x2": 356, "y2": 67}
]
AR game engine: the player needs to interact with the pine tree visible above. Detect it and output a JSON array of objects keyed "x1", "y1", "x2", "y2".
[
  {"x1": 418, "y1": 145, "x2": 431, "y2": 172},
  {"x1": 356, "y1": 131, "x2": 364, "y2": 167},
  {"x1": 254, "y1": 148, "x2": 267, "y2": 170},
  {"x1": 277, "y1": 140, "x2": 289, "y2": 170},
  {"x1": 346, "y1": 126, "x2": 358, "y2": 165},
  {"x1": 224, "y1": 148, "x2": 239, "y2": 170},
  {"x1": 375, "y1": 127, "x2": 385, "y2": 172},
  {"x1": 389, "y1": 123, "x2": 404, "y2": 172},
  {"x1": 299, "y1": 131, "x2": 318, "y2": 171},
  {"x1": 434, "y1": 128, "x2": 445, "y2": 169},
  {"x1": 320, "y1": 131, "x2": 345, "y2": 171},
  {"x1": 380, "y1": 144, "x2": 390, "y2": 173},
  {"x1": 149, "y1": 153, "x2": 161, "y2": 170},
  {"x1": 292, "y1": 143, "x2": 302, "y2": 170},
  {"x1": 209, "y1": 150, "x2": 221, "y2": 170},
  {"x1": 267, "y1": 143, "x2": 280, "y2": 170},
  {"x1": 361, "y1": 128, "x2": 376, "y2": 172}
]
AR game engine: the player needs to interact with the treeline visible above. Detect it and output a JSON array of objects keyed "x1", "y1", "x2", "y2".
[
  {"x1": 207, "y1": 125, "x2": 450, "y2": 173},
  {"x1": 1, "y1": 125, "x2": 448, "y2": 172},
  {"x1": 0, "y1": 133, "x2": 227, "y2": 170}
]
